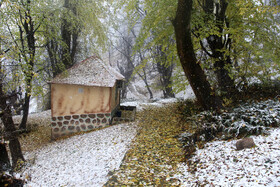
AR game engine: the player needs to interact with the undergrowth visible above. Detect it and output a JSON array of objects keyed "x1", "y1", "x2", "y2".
[{"x1": 19, "y1": 125, "x2": 51, "y2": 152}]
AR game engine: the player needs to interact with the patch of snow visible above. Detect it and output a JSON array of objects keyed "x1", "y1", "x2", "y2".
[
  {"x1": 29, "y1": 97, "x2": 37, "y2": 114},
  {"x1": 175, "y1": 85, "x2": 196, "y2": 100},
  {"x1": 51, "y1": 56, "x2": 124, "y2": 88},
  {"x1": 121, "y1": 98, "x2": 179, "y2": 111},
  {"x1": 10, "y1": 110, "x2": 51, "y2": 126},
  {"x1": 175, "y1": 128, "x2": 280, "y2": 186},
  {"x1": 23, "y1": 123, "x2": 138, "y2": 187},
  {"x1": 125, "y1": 74, "x2": 195, "y2": 101}
]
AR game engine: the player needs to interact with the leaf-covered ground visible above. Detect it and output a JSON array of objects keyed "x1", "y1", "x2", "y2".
[
  {"x1": 105, "y1": 104, "x2": 186, "y2": 186},
  {"x1": 105, "y1": 99, "x2": 280, "y2": 186}
]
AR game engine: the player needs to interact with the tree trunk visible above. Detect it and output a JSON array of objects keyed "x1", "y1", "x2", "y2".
[
  {"x1": 155, "y1": 46, "x2": 175, "y2": 98},
  {"x1": 203, "y1": 0, "x2": 237, "y2": 95},
  {"x1": 0, "y1": 67, "x2": 24, "y2": 169},
  {"x1": 0, "y1": 143, "x2": 11, "y2": 172},
  {"x1": 214, "y1": 58, "x2": 236, "y2": 95},
  {"x1": 144, "y1": 78, "x2": 153, "y2": 99},
  {"x1": 19, "y1": 93, "x2": 31, "y2": 129},
  {"x1": 1, "y1": 109, "x2": 25, "y2": 168},
  {"x1": 18, "y1": 0, "x2": 36, "y2": 130},
  {"x1": 173, "y1": 0, "x2": 221, "y2": 110},
  {"x1": 9, "y1": 139, "x2": 24, "y2": 168},
  {"x1": 60, "y1": 0, "x2": 79, "y2": 72}
]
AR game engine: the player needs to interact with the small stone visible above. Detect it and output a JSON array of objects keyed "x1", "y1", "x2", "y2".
[
  {"x1": 75, "y1": 121, "x2": 79, "y2": 125},
  {"x1": 57, "y1": 122, "x2": 63, "y2": 127},
  {"x1": 88, "y1": 125, "x2": 94, "y2": 130},
  {"x1": 58, "y1": 116, "x2": 63, "y2": 121},
  {"x1": 105, "y1": 113, "x2": 111, "y2": 118},
  {"x1": 73, "y1": 115, "x2": 79, "y2": 119},
  {"x1": 76, "y1": 126, "x2": 81, "y2": 132},
  {"x1": 236, "y1": 137, "x2": 256, "y2": 150},
  {"x1": 102, "y1": 118, "x2": 107, "y2": 123},
  {"x1": 81, "y1": 114, "x2": 87, "y2": 118},
  {"x1": 61, "y1": 126, "x2": 66, "y2": 132},
  {"x1": 52, "y1": 117, "x2": 57, "y2": 121},
  {"x1": 89, "y1": 114, "x2": 96, "y2": 118},
  {"x1": 79, "y1": 119, "x2": 84, "y2": 123},
  {"x1": 68, "y1": 126, "x2": 75, "y2": 131},
  {"x1": 63, "y1": 121, "x2": 69, "y2": 125},
  {"x1": 81, "y1": 125, "x2": 86, "y2": 130},
  {"x1": 53, "y1": 128, "x2": 60, "y2": 132},
  {"x1": 70, "y1": 120, "x2": 75, "y2": 124},
  {"x1": 65, "y1": 116, "x2": 71, "y2": 120},
  {"x1": 97, "y1": 114, "x2": 104, "y2": 118},
  {"x1": 92, "y1": 119, "x2": 97, "y2": 124},
  {"x1": 51, "y1": 123, "x2": 57, "y2": 127},
  {"x1": 97, "y1": 118, "x2": 101, "y2": 124},
  {"x1": 85, "y1": 118, "x2": 91, "y2": 123}
]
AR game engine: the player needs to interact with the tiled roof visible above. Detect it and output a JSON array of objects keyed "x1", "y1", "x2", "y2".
[{"x1": 50, "y1": 56, "x2": 124, "y2": 87}]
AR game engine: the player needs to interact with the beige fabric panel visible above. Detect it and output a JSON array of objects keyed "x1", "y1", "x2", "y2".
[{"x1": 51, "y1": 84, "x2": 111, "y2": 117}]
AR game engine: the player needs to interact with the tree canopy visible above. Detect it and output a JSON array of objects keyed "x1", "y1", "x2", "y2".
[{"x1": 117, "y1": 0, "x2": 280, "y2": 109}]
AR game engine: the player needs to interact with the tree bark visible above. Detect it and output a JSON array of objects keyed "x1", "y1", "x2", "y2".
[
  {"x1": 0, "y1": 105, "x2": 25, "y2": 168},
  {"x1": 203, "y1": 0, "x2": 236, "y2": 95},
  {"x1": 19, "y1": 92, "x2": 31, "y2": 129},
  {"x1": 173, "y1": 0, "x2": 221, "y2": 110},
  {"x1": 18, "y1": 0, "x2": 36, "y2": 129},
  {"x1": 155, "y1": 45, "x2": 175, "y2": 98},
  {"x1": 0, "y1": 65, "x2": 24, "y2": 168},
  {"x1": 0, "y1": 143, "x2": 11, "y2": 172},
  {"x1": 60, "y1": 0, "x2": 79, "y2": 71}
]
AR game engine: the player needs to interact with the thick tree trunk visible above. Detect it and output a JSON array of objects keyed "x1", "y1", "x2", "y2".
[
  {"x1": 203, "y1": 0, "x2": 237, "y2": 95},
  {"x1": 118, "y1": 58, "x2": 134, "y2": 99},
  {"x1": 157, "y1": 62, "x2": 175, "y2": 98},
  {"x1": 9, "y1": 139, "x2": 24, "y2": 168},
  {"x1": 0, "y1": 143, "x2": 11, "y2": 172},
  {"x1": 155, "y1": 46, "x2": 175, "y2": 98},
  {"x1": 60, "y1": 0, "x2": 79, "y2": 72},
  {"x1": 0, "y1": 67, "x2": 24, "y2": 168},
  {"x1": 214, "y1": 58, "x2": 236, "y2": 95},
  {"x1": 1, "y1": 110, "x2": 25, "y2": 168},
  {"x1": 19, "y1": 93, "x2": 31, "y2": 129},
  {"x1": 18, "y1": 0, "x2": 36, "y2": 130},
  {"x1": 0, "y1": 101, "x2": 24, "y2": 168},
  {"x1": 173, "y1": 0, "x2": 221, "y2": 110}
]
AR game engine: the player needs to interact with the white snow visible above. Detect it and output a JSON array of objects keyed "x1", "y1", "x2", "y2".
[
  {"x1": 175, "y1": 128, "x2": 280, "y2": 186},
  {"x1": 23, "y1": 123, "x2": 137, "y2": 187},
  {"x1": 121, "y1": 98, "x2": 179, "y2": 111},
  {"x1": 51, "y1": 55, "x2": 124, "y2": 87},
  {"x1": 17, "y1": 98, "x2": 280, "y2": 186}
]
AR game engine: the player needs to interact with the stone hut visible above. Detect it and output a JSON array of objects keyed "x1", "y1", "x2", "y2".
[{"x1": 50, "y1": 56, "x2": 124, "y2": 139}]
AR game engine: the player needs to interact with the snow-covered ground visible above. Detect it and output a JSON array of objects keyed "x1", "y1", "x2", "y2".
[
  {"x1": 18, "y1": 98, "x2": 280, "y2": 186},
  {"x1": 175, "y1": 128, "x2": 280, "y2": 186},
  {"x1": 121, "y1": 97, "x2": 181, "y2": 111},
  {"x1": 23, "y1": 123, "x2": 137, "y2": 187}
]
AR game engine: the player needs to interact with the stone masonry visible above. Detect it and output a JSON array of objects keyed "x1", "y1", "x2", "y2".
[{"x1": 51, "y1": 113, "x2": 111, "y2": 139}]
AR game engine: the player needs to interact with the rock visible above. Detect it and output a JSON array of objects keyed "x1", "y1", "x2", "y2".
[{"x1": 236, "y1": 137, "x2": 256, "y2": 150}]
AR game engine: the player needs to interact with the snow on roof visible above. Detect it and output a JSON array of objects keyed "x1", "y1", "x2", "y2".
[{"x1": 50, "y1": 56, "x2": 125, "y2": 87}]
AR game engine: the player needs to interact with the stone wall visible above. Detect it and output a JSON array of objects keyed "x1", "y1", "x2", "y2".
[
  {"x1": 51, "y1": 113, "x2": 111, "y2": 139},
  {"x1": 112, "y1": 117, "x2": 134, "y2": 124}
]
